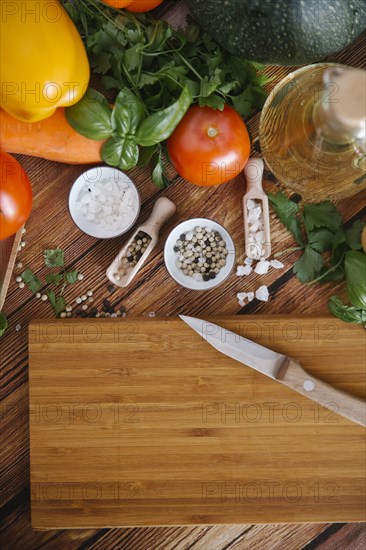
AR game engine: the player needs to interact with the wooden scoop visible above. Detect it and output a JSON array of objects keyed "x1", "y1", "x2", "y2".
[
  {"x1": 243, "y1": 158, "x2": 271, "y2": 260},
  {"x1": 106, "y1": 197, "x2": 176, "y2": 288}
]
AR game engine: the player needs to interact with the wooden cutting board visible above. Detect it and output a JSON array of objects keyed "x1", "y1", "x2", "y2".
[{"x1": 28, "y1": 315, "x2": 366, "y2": 529}]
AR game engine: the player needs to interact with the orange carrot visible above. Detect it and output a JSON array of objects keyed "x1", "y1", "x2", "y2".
[{"x1": 0, "y1": 108, "x2": 105, "y2": 164}]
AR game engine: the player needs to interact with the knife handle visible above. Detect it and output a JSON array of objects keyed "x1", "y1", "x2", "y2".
[{"x1": 279, "y1": 358, "x2": 366, "y2": 427}]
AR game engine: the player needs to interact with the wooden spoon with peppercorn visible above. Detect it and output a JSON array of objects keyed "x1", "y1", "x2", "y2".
[{"x1": 106, "y1": 197, "x2": 176, "y2": 288}]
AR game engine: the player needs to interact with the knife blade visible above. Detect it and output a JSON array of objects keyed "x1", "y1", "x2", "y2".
[{"x1": 179, "y1": 315, "x2": 366, "y2": 427}]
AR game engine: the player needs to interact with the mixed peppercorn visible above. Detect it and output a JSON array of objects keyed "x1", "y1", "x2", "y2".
[{"x1": 174, "y1": 226, "x2": 229, "y2": 282}]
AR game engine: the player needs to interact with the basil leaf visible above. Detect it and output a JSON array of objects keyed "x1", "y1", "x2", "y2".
[
  {"x1": 328, "y1": 296, "x2": 366, "y2": 326},
  {"x1": 0, "y1": 312, "x2": 8, "y2": 337},
  {"x1": 345, "y1": 251, "x2": 366, "y2": 309},
  {"x1": 137, "y1": 145, "x2": 157, "y2": 168},
  {"x1": 346, "y1": 220, "x2": 365, "y2": 250},
  {"x1": 112, "y1": 89, "x2": 145, "y2": 135},
  {"x1": 136, "y1": 86, "x2": 193, "y2": 147},
  {"x1": 66, "y1": 88, "x2": 113, "y2": 141},
  {"x1": 152, "y1": 150, "x2": 170, "y2": 189},
  {"x1": 101, "y1": 135, "x2": 139, "y2": 171}
]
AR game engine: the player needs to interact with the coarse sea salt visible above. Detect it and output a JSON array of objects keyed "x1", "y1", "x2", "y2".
[
  {"x1": 255, "y1": 285, "x2": 269, "y2": 302},
  {"x1": 270, "y1": 259, "x2": 284, "y2": 269},
  {"x1": 236, "y1": 264, "x2": 252, "y2": 277},
  {"x1": 75, "y1": 176, "x2": 139, "y2": 232},
  {"x1": 254, "y1": 260, "x2": 270, "y2": 275}
]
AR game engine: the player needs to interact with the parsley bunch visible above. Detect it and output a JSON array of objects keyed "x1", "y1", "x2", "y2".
[
  {"x1": 268, "y1": 193, "x2": 365, "y2": 284},
  {"x1": 62, "y1": 0, "x2": 269, "y2": 187}
]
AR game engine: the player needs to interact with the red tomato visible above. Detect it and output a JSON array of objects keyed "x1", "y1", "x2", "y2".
[
  {"x1": 167, "y1": 105, "x2": 251, "y2": 186},
  {"x1": 0, "y1": 151, "x2": 32, "y2": 240},
  {"x1": 127, "y1": 0, "x2": 164, "y2": 12}
]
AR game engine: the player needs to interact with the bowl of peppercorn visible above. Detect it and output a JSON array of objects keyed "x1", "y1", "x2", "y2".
[{"x1": 164, "y1": 218, "x2": 236, "y2": 290}]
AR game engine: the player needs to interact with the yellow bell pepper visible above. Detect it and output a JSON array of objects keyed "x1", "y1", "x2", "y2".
[{"x1": 0, "y1": 0, "x2": 90, "y2": 122}]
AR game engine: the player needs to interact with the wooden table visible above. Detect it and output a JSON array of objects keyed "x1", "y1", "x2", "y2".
[{"x1": 1, "y1": 1, "x2": 365, "y2": 548}]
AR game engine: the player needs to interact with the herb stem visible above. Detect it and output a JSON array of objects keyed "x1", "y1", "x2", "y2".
[
  {"x1": 308, "y1": 250, "x2": 346, "y2": 285},
  {"x1": 174, "y1": 50, "x2": 203, "y2": 81}
]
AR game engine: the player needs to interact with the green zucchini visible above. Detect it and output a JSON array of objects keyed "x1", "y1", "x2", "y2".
[{"x1": 187, "y1": 0, "x2": 366, "y2": 66}]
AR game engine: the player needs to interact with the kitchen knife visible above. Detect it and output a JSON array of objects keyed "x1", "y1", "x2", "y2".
[{"x1": 180, "y1": 315, "x2": 366, "y2": 427}]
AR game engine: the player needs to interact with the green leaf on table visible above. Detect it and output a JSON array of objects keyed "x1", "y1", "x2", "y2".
[
  {"x1": 21, "y1": 269, "x2": 43, "y2": 294},
  {"x1": 345, "y1": 219, "x2": 365, "y2": 250},
  {"x1": 152, "y1": 150, "x2": 170, "y2": 189},
  {"x1": 293, "y1": 245, "x2": 324, "y2": 283},
  {"x1": 308, "y1": 228, "x2": 334, "y2": 252},
  {"x1": 328, "y1": 296, "x2": 366, "y2": 326},
  {"x1": 136, "y1": 85, "x2": 193, "y2": 147},
  {"x1": 66, "y1": 88, "x2": 113, "y2": 141},
  {"x1": 268, "y1": 192, "x2": 304, "y2": 245},
  {"x1": 44, "y1": 248, "x2": 64, "y2": 268},
  {"x1": 64, "y1": 270, "x2": 79, "y2": 285},
  {"x1": 47, "y1": 291, "x2": 66, "y2": 317},
  {"x1": 102, "y1": 135, "x2": 139, "y2": 171},
  {"x1": 112, "y1": 89, "x2": 145, "y2": 135},
  {"x1": 0, "y1": 312, "x2": 8, "y2": 337},
  {"x1": 303, "y1": 201, "x2": 343, "y2": 233},
  {"x1": 46, "y1": 273, "x2": 63, "y2": 285}
]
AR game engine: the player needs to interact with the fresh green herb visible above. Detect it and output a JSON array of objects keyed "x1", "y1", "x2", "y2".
[
  {"x1": 346, "y1": 220, "x2": 366, "y2": 250},
  {"x1": 47, "y1": 291, "x2": 66, "y2": 317},
  {"x1": 269, "y1": 192, "x2": 365, "y2": 285},
  {"x1": 344, "y1": 251, "x2": 366, "y2": 309},
  {"x1": 21, "y1": 269, "x2": 43, "y2": 294},
  {"x1": 328, "y1": 296, "x2": 366, "y2": 326},
  {"x1": 44, "y1": 248, "x2": 65, "y2": 268},
  {"x1": 270, "y1": 192, "x2": 366, "y2": 327},
  {"x1": 46, "y1": 273, "x2": 63, "y2": 285},
  {"x1": 64, "y1": 270, "x2": 79, "y2": 285},
  {"x1": 21, "y1": 248, "x2": 81, "y2": 317},
  {"x1": 0, "y1": 312, "x2": 8, "y2": 337},
  {"x1": 62, "y1": 0, "x2": 269, "y2": 186}
]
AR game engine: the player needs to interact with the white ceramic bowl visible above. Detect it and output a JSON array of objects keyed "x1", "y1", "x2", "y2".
[
  {"x1": 68, "y1": 166, "x2": 141, "y2": 239},
  {"x1": 164, "y1": 218, "x2": 236, "y2": 290}
]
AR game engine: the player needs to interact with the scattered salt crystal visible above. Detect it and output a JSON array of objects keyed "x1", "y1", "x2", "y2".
[
  {"x1": 238, "y1": 300, "x2": 245, "y2": 307},
  {"x1": 236, "y1": 264, "x2": 252, "y2": 276},
  {"x1": 244, "y1": 257, "x2": 253, "y2": 265},
  {"x1": 270, "y1": 259, "x2": 284, "y2": 269},
  {"x1": 255, "y1": 285, "x2": 269, "y2": 302},
  {"x1": 148, "y1": 311, "x2": 156, "y2": 318},
  {"x1": 15, "y1": 324, "x2": 21, "y2": 332},
  {"x1": 254, "y1": 260, "x2": 270, "y2": 275},
  {"x1": 247, "y1": 292, "x2": 254, "y2": 302},
  {"x1": 237, "y1": 292, "x2": 247, "y2": 301}
]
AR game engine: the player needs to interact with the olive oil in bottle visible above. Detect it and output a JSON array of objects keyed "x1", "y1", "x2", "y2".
[{"x1": 259, "y1": 63, "x2": 366, "y2": 199}]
